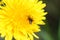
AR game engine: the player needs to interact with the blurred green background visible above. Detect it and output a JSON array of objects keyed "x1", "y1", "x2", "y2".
[
  {"x1": 37, "y1": 0, "x2": 60, "y2": 40},
  {"x1": 0, "y1": 0, "x2": 60, "y2": 40}
]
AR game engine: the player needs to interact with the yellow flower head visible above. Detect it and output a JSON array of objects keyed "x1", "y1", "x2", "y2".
[{"x1": 0, "y1": 0, "x2": 47, "y2": 40}]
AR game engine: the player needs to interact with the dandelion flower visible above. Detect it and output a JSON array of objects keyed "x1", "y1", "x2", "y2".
[{"x1": 0, "y1": 0, "x2": 47, "y2": 40}]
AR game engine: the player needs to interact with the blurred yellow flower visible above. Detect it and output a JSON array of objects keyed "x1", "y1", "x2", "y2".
[{"x1": 0, "y1": 0, "x2": 47, "y2": 40}]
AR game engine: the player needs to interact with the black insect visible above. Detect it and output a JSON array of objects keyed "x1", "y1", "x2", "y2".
[
  {"x1": 0, "y1": 2, "x2": 6, "y2": 7},
  {"x1": 28, "y1": 16, "x2": 33, "y2": 24},
  {"x1": 0, "y1": 0, "x2": 2, "y2": 2},
  {"x1": 0, "y1": 2, "x2": 6, "y2": 9}
]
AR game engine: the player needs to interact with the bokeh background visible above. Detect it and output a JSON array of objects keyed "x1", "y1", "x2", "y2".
[
  {"x1": 0, "y1": 0, "x2": 60, "y2": 40},
  {"x1": 37, "y1": 0, "x2": 60, "y2": 40}
]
